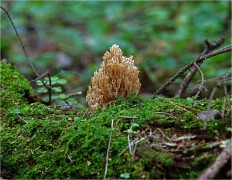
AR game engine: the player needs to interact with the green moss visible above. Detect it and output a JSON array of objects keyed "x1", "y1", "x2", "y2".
[
  {"x1": 131, "y1": 147, "x2": 173, "y2": 179},
  {"x1": 192, "y1": 154, "x2": 216, "y2": 171},
  {"x1": 155, "y1": 151, "x2": 173, "y2": 166},
  {"x1": 0, "y1": 61, "x2": 230, "y2": 179},
  {"x1": 0, "y1": 61, "x2": 32, "y2": 105}
]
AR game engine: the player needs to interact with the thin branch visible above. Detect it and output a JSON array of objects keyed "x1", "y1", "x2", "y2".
[
  {"x1": 203, "y1": 73, "x2": 228, "y2": 129},
  {"x1": 30, "y1": 71, "x2": 50, "y2": 82},
  {"x1": 64, "y1": 101, "x2": 73, "y2": 109},
  {"x1": 32, "y1": 71, "x2": 52, "y2": 105},
  {"x1": 0, "y1": 6, "x2": 40, "y2": 77},
  {"x1": 47, "y1": 72, "x2": 52, "y2": 104},
  {"x1": 152, "y1": 44, "x2": 232, "y2": 98},
  {"x1": 206, "y1": 69, "x2": 231, "y2": 115},
  {"x1": 207, "y1": 86, "x2": 218, "y2": 112},
  {"x1": 220, "y1": 68, "x2": 231, "y2": 118},
  {"x1": 196, "y1": 67, "x2": 231, "y2": 85},
  {"x1": 203, "y1": 87, "x2": 217, "y2": 129},
  {"x1": 64, "y1": 92, "x2": 82, "y2": 99},
  {"x1": 104, "y1": 119, "x2": 114, "y2": 180},
  {"x1": 221, "y1": 82, "x2": 228, "y2": 118},
  {"x1": 194, "y1": 62, "x2": 205, "y2": 99},
  {"x1": 1, "y1": 6, "x2": 55, "y2": 105},
  {"x1": 82, "y1": 109, "x2": 89, "y2": 119},
  {"x1": 128, "y1": 135, "x2": 132, "y2": 154},
  {"x1": 175, "y1": 38, "x2": 224, "y2": 98}
]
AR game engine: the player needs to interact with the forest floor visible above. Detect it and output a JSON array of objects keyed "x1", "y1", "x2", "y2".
[{"x1": 1, "y1": 61, "x2": 231, "y2": 179}]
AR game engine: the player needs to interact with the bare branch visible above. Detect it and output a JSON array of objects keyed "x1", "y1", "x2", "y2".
[
  {"x1": 152, "y1": 44, "x2": 232, "y2": 98},
  {"x1": 175, "y1": 38, "x2": 225, "y2": 98},
  {"x1": 0, "y1": 6, "x2": 40, "y2": 77},
  {"x1": 104, "y1": 119, "x2": 114, "y2": 180},
  {"x1": 31, "y1": 71, "x2": 52, "y2": 105},
  {"x1": 1, "y1": 6, "x2": 54, "y2": 105},
  {"x1": 193, "y1": 62, "x2": 205, "y2": 99}
]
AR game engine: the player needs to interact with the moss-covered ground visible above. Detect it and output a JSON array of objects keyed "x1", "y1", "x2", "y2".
[{"x1": 0, "y1": 61, "x2": 231, "y2": 179}]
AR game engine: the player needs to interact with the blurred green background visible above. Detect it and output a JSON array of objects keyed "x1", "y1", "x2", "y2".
[{"x1": 1, "y1": 1, "x2": 231, "y2": 107}]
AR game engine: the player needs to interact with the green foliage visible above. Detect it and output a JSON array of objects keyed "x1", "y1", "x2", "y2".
[
  {"x1": 36, "y1": 75, "x2": 76, "y2": 105},
  {"x1": 192, "y1": 154, "x2": 216, "y2": 171}
]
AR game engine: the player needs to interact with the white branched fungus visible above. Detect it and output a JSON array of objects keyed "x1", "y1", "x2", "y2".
[{"x1": 86, "y1": 44, "x2": 141, "y2": 110}]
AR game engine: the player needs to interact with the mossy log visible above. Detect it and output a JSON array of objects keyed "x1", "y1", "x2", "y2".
[{"x1": 0, "y1": 61, "x2": 231, "y2": 179}]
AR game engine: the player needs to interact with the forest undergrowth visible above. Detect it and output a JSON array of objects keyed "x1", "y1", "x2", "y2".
[{"x1": 0, "y1": 3, "x2": 232, "y2": 179}]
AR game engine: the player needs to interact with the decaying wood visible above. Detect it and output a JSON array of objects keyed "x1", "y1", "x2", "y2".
[{"x1": 198, "y1": 138, "x2": 232, "y2": 180}]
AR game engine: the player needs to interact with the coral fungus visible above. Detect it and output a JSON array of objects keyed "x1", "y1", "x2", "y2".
[{"x1": 86, "y1": 44, "x2": 141, "y2": 110}]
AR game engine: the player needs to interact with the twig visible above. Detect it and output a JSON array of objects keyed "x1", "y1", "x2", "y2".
[
  {"x1": 128, "y1": 135, "x2": 132, "y2": 154},
  {"x1": 222, "y1": 82, "x2": 228, "y2": 118},
  {"x1": 152, "y1": 44, "x2": 232, "y2": 97},
  {"x1": 18, "y1": 115, "x2": 28, "y2": 124},
  {"x1": 202, "y1": 69, "x2": 231, "y2": 128},
  {"x1": 184, "y1": 141, "x2": 223, "y2": 155},
  {"x1": 82, "y1": 109, "x2": 89, "y2": 119},
  {"x1": 221, "y1": 68, "x2": 231, "y2": 118},
  {"x1": 172, "y1": 134, "x2": 196, "y2": 142},
  {"x1": 157, "y1": 128, "x2": 170, "y2": 141},
  {"x1": 30, "y1": 71, "x2": 49, "y2": 82},
  {"x1": 119, "y1": 115, "x2": 138, "y2": 119},
  {"x1": 64, "y1": 101, "x2": 73, "y2": 109},
  {"x1": 64, "y1": 92, "x2": 82, "y2": 99},
  {"x1": 47, "y1": 72, "x2": 52, "y2": 104},
  {"x1": 32, "y1": 71, "x2": 52, "y2": 105},
  {"x1": 175, "y1": 38, "x2": 224, "y2": 97},
  {"x1": 198, "y1": 138, "x2": 232, "y2": 180},
  {"x1": 153, "y1": 111, "x2": 171, "y2": 116},
  {"x1": 118, "y1": 137, "x2": 145, "y2": 156},
  {"x1": 193, "y1": 62, "x2": 205, "y2": 99},
  {"x1": 203, "y1": 87, "x2": 218, "y2": 129},
  {"x1": 206, "y1": 69, "x2": 231, "y2": 117},
  {"x1": 0, "y1": 6, "x2": 40, "y2": 77},
  {"x1": 1, "y1": 6, "x2": 54, "y2": 105},
  {"x1": 104, "y1": 119, "x2": 114, "y2": 180},
  {"x1": 66, "y1": 155, "x2": 73, "y2": 163}
]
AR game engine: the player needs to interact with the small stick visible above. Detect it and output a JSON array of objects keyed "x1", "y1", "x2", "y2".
[
  {"x1": 31, "y1": 71, "x2": 52, "y2": 105},
  {"x1": 47, "y1": 72, "x2": 52, "y2": 104},
  {"x1": 64, "y1": 101, "x2": 73, "y2": 109},
  {"x1": 153, "y1": 111, "x2": 171, "y2": 116},
  {"x1": 119, "y1": 115, "x2": 138, "y2": 119},
  {"x1": 66, "y1": 155, "x2": 73, "y2": 163},
  {"x1": 128, "y1": 135, "x2": 132, "y2": 154},
  {"x1": 64, "y1": 92, "x2": 82, "y2": 99},
  {"x1": 82, "y1": 109, "x2": 89, "y2": 119},
  {"x1": 193, "y1": 62, "x2": 205, "y2": 99},
  {"x1": 203, "y1": 87, "x2": 217, "y2": 129},
  {"x1": 221, "y1": 82, "x2": 228, "y2": 118},
  {"x1": 157, "y1": 128, "x2": 170, "y2": 141},
  {"x1": 18, "y1": 115, "x2": 28, "y2": 124},
  {"x1": 104, "y1": 119, "x2": 114, "y2": 180},
  {"x1": 221, "y1": 68, "x2": 231, "y2": 118}
]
